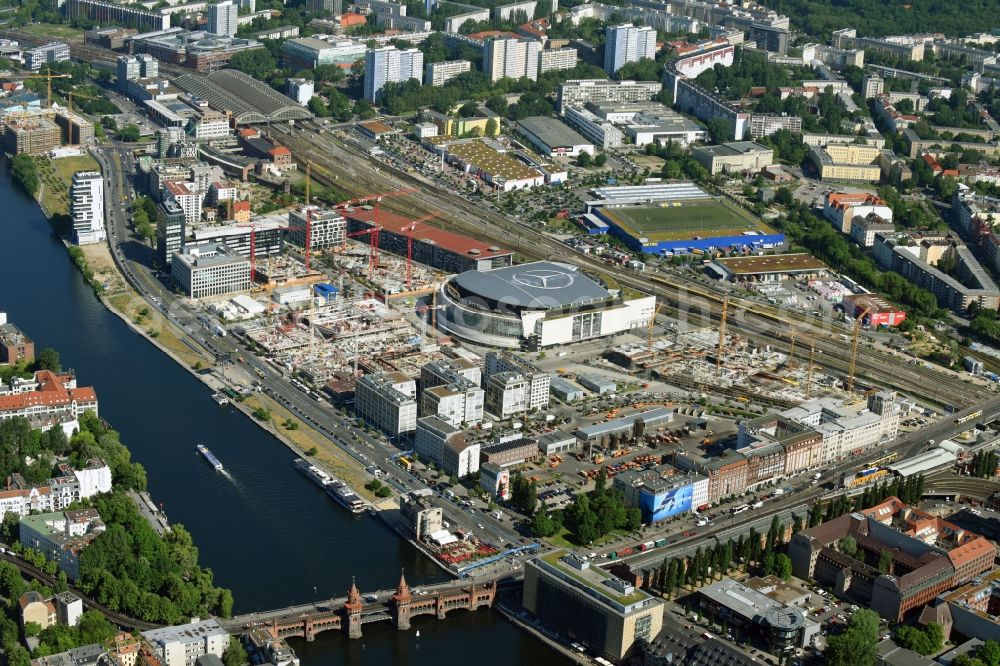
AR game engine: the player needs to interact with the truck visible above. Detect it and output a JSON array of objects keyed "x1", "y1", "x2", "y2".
[
  {"x1": 813, "y1": 472, "x2": 822, "y2": 480},
  {"x1": 214, "y1": 325, "x2": 226, "y2": 337}
]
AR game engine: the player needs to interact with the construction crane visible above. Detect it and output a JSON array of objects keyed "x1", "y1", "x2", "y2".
[
  {"x1": 647, "y1": 301, "x2": 661, "y2": 353},
  {"x1": 806, "y1": 341, "x2": 816, "y2": 398},
  {"x1": 64, "y1": 91, "x2": 98, "y2": 145},
  {"x1": 847, "y1": 307, "x2": 871, "y2": 394},
  {"x1": 345, "y1": 226, "x2": 381, "y2": 278},
  {"x1": 716, "y1": 295, "x2": 729, "y2": 376},
  {"x1": 22, "y1": 68, "x2": 71, "y2": 108},
  {"x1": 334, "y1": 188, "x2": 418, "y2": 252},
  {"x1": 787, "y1": 332, "x2": 797, "y2": 369},
  {"x1": 399, "y1": 212, "x2": 440, "y2": 291},
  {"x1": 66, "y1": 90, "x2": 97, "y2": 115}
]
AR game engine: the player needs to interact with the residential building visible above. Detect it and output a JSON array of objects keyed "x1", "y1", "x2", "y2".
[
  {"x1": 355, "y1": 372, "x2": 418, "y2": 436},
  {"x1": 364, "y1": 46, "x2": 423, "y2": 103},
  {"x1": 163, "y1": 181, "x2": 202, "y2": 226},
  {"x1": 421, "y1": 382, "x2": 484, "y2": 426},
  {"x1": 67, "y1": 0, "x2": 169, "y2": 32},
  {"x1": 141, "y1": 619, "x2": 229, "y2": 666},
  {"x1": 155, "y1": 197, "x2": 186, "y2": 266},
  {"x1": 0, "y1": 314, "x2": 34, "y2": 365},
  {"x1": 207, "y1": 1, "x2": 238, "y2": 37},
  {"x1": 304, "y1": 0, "x2": 341, "y2": 15},
  {"x1": 54, "y1": 592, "x2": 83, "y2": 627},
  {"x1": 823, "y1": 192, "x2": 893, "y2": 234},
  {"x1": 414, "y1": 416, "x2": 480, "y2": 477},
  {"x1": 603, "y1": 24, "x2": 656, "y2": 74},
  {"x1": 484, "y1": 352, "x2": 550, "y2": 411},
  {"x1": 19, "y1": 509, "x2": 105, "y2": 581},
  {"x1": 863, "y1": 73, "x2": 884, "y2": 99},
  {"x1": 0, "y1": 369, "x2": 98, "y2": 425},
  {"x1": 749, "y1": 113, "x2": 802, "y2": 139},
  {"x1": 851, "y1": 215, "x2": 895, "y2": 248},
  {"x1": 538, "y1": 47, "x2": 577, "y2": 74},
  {"x1": 831, "y1": 28, "x2": 925, "y2": 62},
  {"x1": 281, "y1": 37, "x2": 365, "y2": 70},
  {"x1": 484, "y1": 37, "x2": 540, "y2": 82},
  {"x1": 692, "y1": 141, "x2": 773, "y2": 175},
  {"x1": 424, "y1": 59, "x2": 471, "y2": 86},
  {"x1": 18, "y1": 591, "x2": 56, "y2": 630},
  {"x1": 286, "y1": 206, "x2": 345, "y2": 250},
  {"x1": 480, "y1": 462, "x2": 510, "y2": 500},
  {"x1": 444, "y1": 8, "x2": 490, "y2": 32},
  {"x1": 171, "y1": 243, "x2": 251, "y2": 299},
  {"x1": 556, "y1": 79, "x2": 662, "y2": 112},
  {"x1": 25, "y1": 42, "x2": 69, "y2": 70},
  {"x1": 70, "y1": 172, "x2": 106, "y2": 246},
  {"x1": 524, "y1": 551, "x2": 663, "y2": 661},
  {"x1": 485, "y1": 372, "x2": 527, "y2": 418}
]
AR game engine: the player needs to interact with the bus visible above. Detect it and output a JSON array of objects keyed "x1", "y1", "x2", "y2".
[{"x1": 867, "y1": 452, "x2": 899, "y2": 468}]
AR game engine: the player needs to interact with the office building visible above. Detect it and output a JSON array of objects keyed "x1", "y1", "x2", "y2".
[
  {"x1": 70, "y1": 171, "x2": 106, "y2": 246},
  {"x1": 697, "y1": 578, "x2": 819, "y2": 653},
  {"x1": 155, "y1": 199, "x2": 185, "y2": 268},
  {"x1": 480, "y1": 437, "x2": 538, "y2": 467},
  {"x1": 485, "y1": 372, "x2": 528, "y2": 419},
  {"x1": 613, "y1": 468, "x2": 707, "y2": 523},
  {"x1": 191, "y1": 220, "x2": 284, "y2": 259},
  {"x1": 0, "y1": 314, "x2": 34, "y2": 365},
  {"x1": 484, "y1": 37, "x2": 540, "y2": 82},
  {"x1": 414, "y1": 416, "x2": 480, "y2": 478},
  {"x1": 55, "y1": 111, "x2": 94, "y2": 146},
  {"x1": 557, "y1": 79, "x2": 662, "y2": 112},
  {"x1": 281, "y1": 36, "x2": 365, "y2": 70},
  {"x1": 142, "y1": 619, "x2": 229, "y2": 666},
  {"x1": 67, "y1": 0, "x2": 169, "y2": 32},
  {"x1": 286, "y1": 206, "x2": 345, "y2": 250},
  {"x1": 131, "y1": 29, "x2": 262, "y2": 71},
  {"x1": 171, "y1": 243, "x2": 251, "y2": 299},
  {"x1": 421, "y1": 358, "x2": 482, "y2": 389},
  {"x1": 604, "y1": 24, "x2": 656, "y2": 74},
  {"x1": 364, "y1": 46, "x2": 423, "y2": 102},
  {"x1": 207, "y1": 1, "x2": 238, "y2": 37},
  {"x1": 808, "y1": 143, "x2": 886, "y2": 182},
  {"x1": 692, "y1": 141, "x2": 773, "y2": 175},
  {"x1": 355, "y1": 372, "x2": 418, "y2": 436},
  {"x1": 400, "y1": 494, "x2": 443, "y2": 541},
  {"x1": 424, "y1": 59, "x2": 471, "y2": 86},
  {"x1": 524, "y1": 551, "x2": 663, "y2": 661},
  {"x1": 788, "y1": 497, "x2": 996, "y2": 621},
  {"x1": 538, "y1": 47, "x2": 577, "y2": 74},
  {"x1": 19, "y1": 510, "x2": 105, "y2": 581},
  {"x1": 25, "y1": 42, "x2": 69, "y2": 70},
  {"x1": 421, "y1": 380, "x2": 483, "y2": 426},
  {"x1": 163, "y1": 181, "x2": 202, "y2": 226},
  {"x1": 484, "y1": 351, "x2": 549, "y2": 411},
  {"x1": 3, "y1": 116, "x2": 61, "y2": 156}
]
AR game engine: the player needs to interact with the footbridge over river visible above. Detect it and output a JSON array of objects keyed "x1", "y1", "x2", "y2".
[{"x1": 219, "y1": 574, "x2": 497, "y2": 640}]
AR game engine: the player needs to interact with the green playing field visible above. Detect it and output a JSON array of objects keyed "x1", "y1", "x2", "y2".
[{"x1": 600, "y1": 200, "x2": 770, "y2": 241}]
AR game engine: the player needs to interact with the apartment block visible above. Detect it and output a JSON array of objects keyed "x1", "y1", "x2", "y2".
[
  {"x1": 485, "y1": 372, "x2": 528, "y2": 419},
  {"x1": 424, "y1": 59, "x2": 471, "y2": 86},
  {"x1": 538, "y1": 47, "x2": 577, "y2": 74},
  {"x1": 19, "y1": 510, "x2": 105, "y2": 581},
  {"x1": 364, "y1": 46, "x2": 423, "y2": 102},
  {"x1": 70, "y1": 171, "x2": 106, "y2": 246},
  {"x1": 142, "y1": 619, "x2": 229, "y2": 666},
  {"x1": 485, "y1": 37, "x2": 541, "y2": 82},
  {"x1": 557, "y1": 79, "x2": 662, "y2": 112},
  {"x1": 604, "y1": 24, "x2": 656, "y2": 74}
]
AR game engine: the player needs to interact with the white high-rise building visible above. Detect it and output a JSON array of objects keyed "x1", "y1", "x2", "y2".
[
  {"x1": 70, "y1": 171, "x2": 105, "y2": 245},
  {"x1": 604, "y1": 24, "x2": 656, "y2": 74},
  {"x1": 364, "y1": 46, "x2": 423, "y2": 103},
  {"x1": 484, "y1": 37, "x2": 540, "y2": 82},
  {"x1": 207, "y1": 1, "x2": 238, "y2": 37}
]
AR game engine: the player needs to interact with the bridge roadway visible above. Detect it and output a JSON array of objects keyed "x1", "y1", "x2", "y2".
[{"x1": 267, "y1": 123, "x2": 989, "y2": 410}]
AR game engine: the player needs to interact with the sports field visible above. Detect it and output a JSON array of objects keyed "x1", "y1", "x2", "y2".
[{"x1": 600, "y1": 199, "x2": 772, "y2": 241}]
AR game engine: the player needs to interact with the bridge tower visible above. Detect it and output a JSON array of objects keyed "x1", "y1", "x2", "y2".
[
  {"x1": 343, "y1": 578, "x2": 364, "y2": 639},
  {"x1": 391, "y1": 570, "x2": 412, "y2": 631}
]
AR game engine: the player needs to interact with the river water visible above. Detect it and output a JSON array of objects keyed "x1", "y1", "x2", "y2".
[{"x1": 0, "y1": 167, "x2": 566, "y2": 664}]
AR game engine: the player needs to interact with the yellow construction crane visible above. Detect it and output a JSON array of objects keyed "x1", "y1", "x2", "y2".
[
  {"x1": 847, "y1": 307, "x2": 871, "y2": 394},
  {"x1": 716, "y1": 295, "x2": 729, "y2": 376},
  {"x1": 22, "y1": 68, "x2": 71, "y2": 108},
  {"x1": 647, "y1": 301, "x2": 663, "y2": 353},
  {"x1": 66, "y1": 90, "x2": 98, "y2": 114}
]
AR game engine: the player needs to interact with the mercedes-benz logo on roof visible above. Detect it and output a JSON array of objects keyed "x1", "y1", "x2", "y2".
[{"x1": 511, "y1": 269, "x2": 573, "y2": 290}]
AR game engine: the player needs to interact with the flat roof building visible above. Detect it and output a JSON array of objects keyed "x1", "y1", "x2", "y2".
[
  {"x1": 557, "y1": 79, "x2": 662, "y2": 112},
  {"x1": 355, "y1": 372, "x2": 417, "y2": 436},
  {"x1": 518, "y1": 116, "x2": 595, "y2": 158},
  {"x1": 141, "y1": 619, "x2": 228, "y2": 666},
  {"x1": 692, "y1": 141, "x2": 773, "y2": 175},
  {"x1": 0, "y1": 315, "x2": 34, "y2": 365},
  {"x1": 171, "y1": 243, "x2": 251, "y2": 299},
  {"x1": 713, "y1": 253, "x2": 828, "y2": 282},
  {"x1": 524, "y1": 550, "x2": 663, "y2": 661},
  {"x1": 19, "y1": 509, "x2": 105, "y2": 581}
]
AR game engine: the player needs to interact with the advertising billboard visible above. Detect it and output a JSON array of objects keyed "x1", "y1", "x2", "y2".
[{"x1": 641, "y1": 484, "x2": 693, "y2": 523}]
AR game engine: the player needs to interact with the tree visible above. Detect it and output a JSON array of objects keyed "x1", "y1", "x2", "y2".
[
  {"x1": 222, "y1": 636, "x2": 249, "y2": 666},
  {"x1": 10, "y1": 154, "x2": 39, "y2": 196},
  {"x1": 838, "y1": 535, "x2": 858, "y2": 558},
  {"x1": 511, "y1": 473, "x2": 537, "y2": 515},
  {"x1": 35, "y1": 348, "x2": 61, "y2": 372},
  {"x1": 593, "y1": 152, "x2": 607, "y2": 167},
  {"x1": 530, "y1": 510, "x2": 559, "y2": 537},
  {"x1": 594, "y1": 466, "x2": 607, "y2": 496},
  {"x1": 774, "y1": 186, "x2": 794, "y2": 206},
  {"x1": 116, "y1": 124, "x2": 140, "y2": 142},
  {"x1": 354, "y1": 100, "x2": 376, "y2": 119},
  {"x1": 826, "y1": 609, "x2": 880, "y2": 666},
  {"x1": 485, "y1": 117, "x2": 498, "y2": 136},
  {"x1": 775, "y1": 554, "x2": 793, "y2": 580},
  {"x1": 878, "y1": 550, "x2": 893, "y2": 573},
  {"x1": 23, "y1": 621, "x2": 41, "y2": 637},
  {"x1": 227, "y1": 49, "x2": 277, "y2": 80},
  {"x1": 895, "y1": 623, "x2": 944, "y2": 655},
  {"x1": 576, "y1": 152, "x2": 593, "y2": 167}
]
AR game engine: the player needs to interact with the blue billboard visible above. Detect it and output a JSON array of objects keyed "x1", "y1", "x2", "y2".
[{"x1": 641, "y1": 484, "x2": 693, "y2": 523}]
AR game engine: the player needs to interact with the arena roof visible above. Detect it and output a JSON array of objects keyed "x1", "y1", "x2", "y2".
[
  {"x1": 175, "y1": 70, "x2": 312, "y2": 124},
  {"x1": 450, "y1": 261, "x2": 611, "y2": 309}
]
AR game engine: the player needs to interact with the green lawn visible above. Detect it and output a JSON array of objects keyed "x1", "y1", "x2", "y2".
[
  {"x1": 36, "y1": 155, "x2": 100, "y2": 216},
  {"x1": 602, "y1": 199, "x2": 771, "y2": 241},
  {"x1": 19, "y1": 23, "x2": 86, "y2": 41}
]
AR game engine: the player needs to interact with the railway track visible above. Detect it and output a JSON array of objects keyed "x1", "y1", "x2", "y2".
[{"x1": 270, "y1": 125, "x2": 988, "y2": 407}]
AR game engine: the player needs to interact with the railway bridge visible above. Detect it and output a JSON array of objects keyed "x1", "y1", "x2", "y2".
[{"x1": 221, "y1": 574, "x2": 496, "y2": 640}]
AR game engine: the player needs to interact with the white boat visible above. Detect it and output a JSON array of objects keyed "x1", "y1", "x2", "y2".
[{"x1": 196, "y1": 444, "x2": 224, "y2": 471}]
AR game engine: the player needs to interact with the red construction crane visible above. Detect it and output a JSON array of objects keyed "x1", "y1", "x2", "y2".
[
  {"x1": 399, "y1": 212, "x2": 440, "y2": 291},
  {"x1": 238, "y1": 222, "x2": 263, "y2": 283},
  {"x1": 334, "y1": 188, "x2": 418, "y2": 252},
  {"x1": 345, "y1": 226, "x2": 381, "y2": 278}
]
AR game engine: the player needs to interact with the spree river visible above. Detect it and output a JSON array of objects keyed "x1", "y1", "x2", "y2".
[{"x1": 0, "y1": 167, "x2": 568, "y2": 665}]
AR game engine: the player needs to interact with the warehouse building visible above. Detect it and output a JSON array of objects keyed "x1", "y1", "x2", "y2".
[
  {"x1": 713, "y1": 254, "x2": 827, "y2": 283},
  {"x1": 518, "y1": 116, "x2": 594, "y2": 157}
]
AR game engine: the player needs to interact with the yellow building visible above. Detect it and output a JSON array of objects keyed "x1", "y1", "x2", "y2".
[
  {"x1": 17, "y1": 591, "x2": 55, "y2": 630},
  {"x1": 428, "y1": 111, "x2": 499, "y2": 137},
  {"x1": 810, "y1": 143, "x2": 884, "y2": 182}
]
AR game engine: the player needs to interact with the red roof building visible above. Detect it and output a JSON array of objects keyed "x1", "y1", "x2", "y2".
[
  {"x1": 340, "y1": 12, "x2": 367, "y2": 27},
  {"x1": 0, "y1": 370, "x2": 98, "y2": 424}
]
